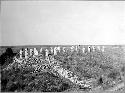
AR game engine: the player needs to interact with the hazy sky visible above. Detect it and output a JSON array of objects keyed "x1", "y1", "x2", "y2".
[{"x1": 1, "y1": 1, "x2": 125, "y2": 46}]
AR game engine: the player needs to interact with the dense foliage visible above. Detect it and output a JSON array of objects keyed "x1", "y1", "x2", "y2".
[{"x1": 0, "y1": 47, "x2": 124, "y2": 92}]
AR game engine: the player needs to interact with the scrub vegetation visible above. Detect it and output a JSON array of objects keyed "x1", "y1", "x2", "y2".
[{"x1": 0, "y1": 46, "x2": 124, "y2": 92}]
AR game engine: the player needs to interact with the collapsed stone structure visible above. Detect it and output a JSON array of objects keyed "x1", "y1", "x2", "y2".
[{"x1": 0, "y1": 45, "x2": 125, "y2": 92}]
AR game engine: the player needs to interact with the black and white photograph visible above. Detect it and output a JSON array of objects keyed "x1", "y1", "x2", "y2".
[{"x1": 0, "y1": 1, "x2": 125, "y2": 93}]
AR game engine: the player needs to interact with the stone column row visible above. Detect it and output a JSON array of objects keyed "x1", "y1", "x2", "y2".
[{"x1": 18, "y1": 46, "x2": 105, "y2": 60}]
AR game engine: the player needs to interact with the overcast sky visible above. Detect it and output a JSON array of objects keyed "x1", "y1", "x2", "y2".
[{"x1": 1, "y1": 1, "x2": 125, "y2": 46}]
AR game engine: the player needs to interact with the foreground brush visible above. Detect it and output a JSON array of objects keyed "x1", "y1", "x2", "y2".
[{"x1": 1, "y1": 45, "x2": 125, "y2": 92}]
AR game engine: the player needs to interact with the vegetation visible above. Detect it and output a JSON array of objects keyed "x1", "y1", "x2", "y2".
[{"x1": 0, "y1": 46, "x2": 124, "y2": 92}]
